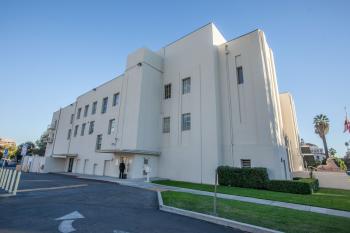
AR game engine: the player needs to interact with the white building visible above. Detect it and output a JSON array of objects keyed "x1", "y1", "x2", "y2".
[
  {"x1": 44, "y1": 23, "x2": 303, "y2": 184},
  {"x1": 301, "y1": 142, "x2": 326, "y2": 164}
]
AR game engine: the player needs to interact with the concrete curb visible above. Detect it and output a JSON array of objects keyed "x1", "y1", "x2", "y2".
[{"x1": 157, "y1": 191, "x2": 283, "y2": 233}]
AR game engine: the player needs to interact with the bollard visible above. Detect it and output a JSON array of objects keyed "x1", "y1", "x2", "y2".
[
  {"x1": 0, "y1": 169, "x2": 5, "y2": 187},
  {"x1": 4, "y1": 169, "x2": 10, "y2": 189},
  {"x1": 9, "y1": 170, "x2": 17, "y2": 193},
  {"x1": 0, "y1": 168, "x2": 3, "y2": 186},
  {"x1": 5, "y1": 170, "x2": 13, "y2": 191},
  {"x1": 1, "y1": 169, "x2": 8, "y2": 188},
  {"x1": 0, "y1": 168, "x2": 3, "y2": 183},
  {"x1": 12, "y1": 171, "x2": 21, "y2": 195}
]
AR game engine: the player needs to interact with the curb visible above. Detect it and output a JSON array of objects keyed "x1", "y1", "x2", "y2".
[{"x1": 157, "y1": 191, "x2": 283, "y2": 233}]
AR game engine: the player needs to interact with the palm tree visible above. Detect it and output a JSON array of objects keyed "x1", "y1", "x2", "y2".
[
  {"x1": 313, "y1": 114, "x2": 330, "y2": 159},
  {"x1": 328, "y1": 148, "x2": 337, "y2": 157}
]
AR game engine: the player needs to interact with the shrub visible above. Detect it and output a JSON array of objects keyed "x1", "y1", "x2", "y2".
[
  {"x1": 267, "y1": 178, "x2": 319, "y2": 194},
  {"x1": 217, "y1": 166, "x2": 269, "y2": 189},
  {"x1": 298, "y1": 178, "x2": 319, "y2": 192}
]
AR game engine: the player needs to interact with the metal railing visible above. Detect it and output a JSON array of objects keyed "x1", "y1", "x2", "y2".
[{"x1": 0, "y1": 168, "x2": 21, "y2": 195}]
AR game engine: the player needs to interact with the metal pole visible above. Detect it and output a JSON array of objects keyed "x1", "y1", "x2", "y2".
[{"x1": 213, "y1": 169, "x2": 218, "y2": 216}]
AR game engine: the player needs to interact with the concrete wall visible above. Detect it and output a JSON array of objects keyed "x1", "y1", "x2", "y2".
[
  {"x1": 280, "y1": 93, "x2": 304, "y2": 172},
  {"x1": 217, "y1": 30, "x2": 290, "y2": 180},
  {"x1": 294, "y1": 171, "x2": 350, "y2": 190}
]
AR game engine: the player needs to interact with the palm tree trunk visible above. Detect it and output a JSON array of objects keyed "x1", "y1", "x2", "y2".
[{"x1": 322, "y1": 135, "x2": 329, "y2": 159}]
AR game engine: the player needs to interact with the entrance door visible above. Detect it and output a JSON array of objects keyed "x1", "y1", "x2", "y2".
[{"x1": 68, "y1": 158, "x2": 74, "y2": 173}]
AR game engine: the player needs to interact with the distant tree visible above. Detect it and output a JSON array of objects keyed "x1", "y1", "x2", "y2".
[
  {"x1": 313, "y1": 114, "x2": 330, "y2": 159},
  {"x1": 33, "y1": 131, "x2": 49, "y2": 156},
  {"x1": 333, "y1": 157, "x2": 347, "y2": 171},
  {"x1": 328, "y1": 148, "x2": 337, "y2": 157},
  {"x1": 345, "y1": 141, "x2": 349, "y2": 151},
  {"x1": 15, "y1": 141, "x2": 36, "y2": 162}
]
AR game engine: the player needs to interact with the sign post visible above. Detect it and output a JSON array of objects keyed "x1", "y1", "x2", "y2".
[{"x1": 2, "y1": 148, "x2": 8, "y2": 168}]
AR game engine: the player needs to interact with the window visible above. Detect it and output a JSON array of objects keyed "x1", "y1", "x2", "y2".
[
  {"x1": 163, "y1": 117, "x2": 170, "y2": 133},
  {"x1": 182, "y1": 77, "x2": 191, "y2": 94},
  {"x1": 241, "y1": 159, "x2": 251, "y2": 168},
  {"x1": 164, "y1": 84, "x2": 171, "y2": 99},
  {"x1": 113, "y1": 93, "x2": 120, "y2": 106},
  {"x1": 67, "y1": 129, "x2": 72, "y2": 140},
  {"x1": 101, "y1": 97, "x2": 108, "y2": 113},
  {"x1": 81, "y1": 123, "x2": 86, "y2": 136},
  {"x1": 181, "y1": 113, "x2": 191, "y2": 131},
  {"x1": 74, "y1": 125, "x2": 79, "y2": 137},
  {"x1": 70, "y1": 114, "x2": 74, "y2": 124},
  {"x1": 108, "y1": 119, "x2": 116, "y2": 135},
  {"x1": 89, "y1": 121, "x2": 95, "y2": 134},
  {"x1": 77, "y1": 108, "x2": 82, "y2": 119},
  {"x1": 237, "y1": 66, "x2": 244, "y2": 84},
  {"x1": 84, "y1": 105, "x2": 89, "y2": 117},
  {"x1": 92, "y1": 101, "x2": 97, "y2": 115},
  {"x1": 96, "y1": 134, "x2": 102, "y2": 150}
]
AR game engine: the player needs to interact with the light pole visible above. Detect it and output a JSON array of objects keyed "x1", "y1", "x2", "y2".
[{"x1": 213, "y1": 168, "x2": 218, "y2": 216}]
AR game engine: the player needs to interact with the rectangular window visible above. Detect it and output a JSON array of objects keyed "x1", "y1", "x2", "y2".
[
  {"x1": 67, "y1": 129, "x2": 72, "y2": 140},
  {"x1": 237, "y1": 66, "x2": 244, "y2": 84},
  {"x1": 164, "y1": 84, "x2": 171, "y2": 99},
  {"x1": 74, "y1": 125, "x2": 79, "y2": 137},
  {"x1": 108, "y1": 119, "x2": 116, "y2": 135},
  {"x1": 70, "y1": 114, "x2": 74, "y2": 124},
  {"x1": 113, "y1": 93, "x2": 120, "y2": 106},
  {"x1": 84, "y1": 105, "x2": 89, "y2": 117},
  {"x1": 182, "y1": 77, "x2": 191, "y2": 94},
  {"x1": 96, "y1": 134, "x2": 102, "y2": 150},
  {"x1": 163, "y1": 117, "x2": 170, "y2": 133},
  {"x1": 77, "y1": 108, "x2": 82, "y2": 119},
  {"x1": 89, "y1": 121, "x2": 95, "y2": 134},
  {"x1": 181, "y1": 113, "x2": 191, "y2": 131},
  {"x1": 241, "y1": 159, "x2": 251, "y2": 168},
  {"x1": 81, "y1": 123, "x2": 86, "y2": 136},
  {"x1": 101, "y1": 97, "x2": 108, "y2": 113},
  {"x1": 92, "y1": 101, "x2": 97, "y2": 115}
]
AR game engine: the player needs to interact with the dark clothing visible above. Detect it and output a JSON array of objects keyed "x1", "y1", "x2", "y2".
[{"x1": 119, "y1": 162, "x2": 126, "y2": 179}]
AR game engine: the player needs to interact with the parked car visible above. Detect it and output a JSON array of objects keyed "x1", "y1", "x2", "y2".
[{"x1": 0, "y1": 159, "x2": 16, "y2": 168}]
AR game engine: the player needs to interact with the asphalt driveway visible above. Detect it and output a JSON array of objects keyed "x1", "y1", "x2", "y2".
[{"x1": 0, "y1": 173, "x2": 242, "y2": 233}]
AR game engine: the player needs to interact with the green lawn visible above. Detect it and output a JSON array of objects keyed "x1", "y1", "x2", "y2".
[
  {"x1": 153, "y1": 180, "x2": 350, "y2": 212},
  {"x1": 162, "y1": 191, "x2": 350, "y2": 233}
]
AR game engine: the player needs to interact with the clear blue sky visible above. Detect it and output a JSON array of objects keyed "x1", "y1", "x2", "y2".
[{"x1": 1, "y1": 0, "x2": 349, "y2": 156}]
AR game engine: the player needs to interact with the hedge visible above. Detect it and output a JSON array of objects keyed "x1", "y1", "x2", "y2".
[
  {"x1": 217, "y1": 166, "x2": 269, "y2": 189},
  {"x1": 217, "y1": 166, "x2": 319, "y2": 195}
]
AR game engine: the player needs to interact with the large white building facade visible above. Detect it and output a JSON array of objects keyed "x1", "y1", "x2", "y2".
[{"x1": 44, "y1": 23, "x2": 304, "y2": 184}]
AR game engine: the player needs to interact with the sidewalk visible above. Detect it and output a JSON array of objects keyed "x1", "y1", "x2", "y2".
[{"x1": 59, "y1": 173, "x2": 350, "y2": 219}]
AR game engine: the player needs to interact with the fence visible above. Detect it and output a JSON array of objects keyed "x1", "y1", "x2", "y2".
[
  {"x1": 0, "y1": 167, "x2": 21, "y2": 195},
  {"x1": 22, "y1": 155, "x2": 45, "y2": 173}
]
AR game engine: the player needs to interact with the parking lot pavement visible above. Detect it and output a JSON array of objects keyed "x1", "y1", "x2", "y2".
[{"x1": 0, "y1": 173, "x2": 242, "y2": 233}]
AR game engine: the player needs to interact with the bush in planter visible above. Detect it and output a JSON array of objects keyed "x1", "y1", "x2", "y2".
[{"x1": 217, "y1": 166, "x2": 269, "y2": 189}]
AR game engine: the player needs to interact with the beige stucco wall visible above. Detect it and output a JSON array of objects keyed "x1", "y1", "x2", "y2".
[{"x1": 280, "y1": 93, "x2": 304, "y2": 172}]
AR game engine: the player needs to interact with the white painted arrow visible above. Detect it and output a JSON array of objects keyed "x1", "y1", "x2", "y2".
[{"x1": 55, "y1": 211, "x2": 84, "y2": 233}]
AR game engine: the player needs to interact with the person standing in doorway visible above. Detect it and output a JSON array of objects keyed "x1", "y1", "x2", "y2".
[{"x1": 119, "y1": 160, "x2": 125, "y2": 179}]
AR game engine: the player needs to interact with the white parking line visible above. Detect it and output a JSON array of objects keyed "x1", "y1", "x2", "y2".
[{"x1": 18, "y1": 184, "x2": 88, "y2": 192}]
